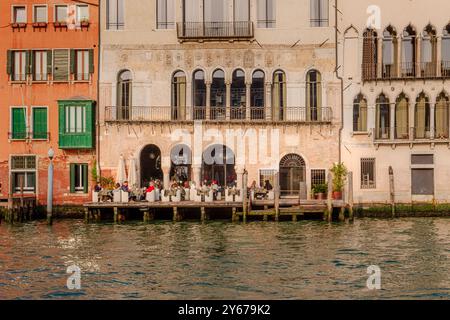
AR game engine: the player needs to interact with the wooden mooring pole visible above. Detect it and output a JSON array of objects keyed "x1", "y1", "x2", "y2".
[
  {"x1": 348, "y1": 172, "x2": 354, "y2": 222},
  {"x1": 274, "y1": 172, "x2": 280, "y2": 222},
  {"x1": 326, "y1": 172, "x2": 333, "y2": 222},
  {"x1": 242, "y1": 170, "x2": 248, "y2": 223},
  {"x1": 389, "y1": 166, "x2": 395, "y2": 218}
]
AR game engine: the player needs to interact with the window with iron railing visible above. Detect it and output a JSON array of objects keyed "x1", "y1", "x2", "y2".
[{"x1": 361, "y1": 158, "x2": 376, "y2": 189}]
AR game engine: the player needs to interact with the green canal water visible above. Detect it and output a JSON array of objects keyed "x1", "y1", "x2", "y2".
[{"x1": 0, "y1": 218, "x2": 449, "y2": 300}]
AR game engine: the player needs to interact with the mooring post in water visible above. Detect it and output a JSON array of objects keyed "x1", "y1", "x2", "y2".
[
  {"x1": 113, "y1": 207, "x2": 118, "y2": 223},
  {"x1": 242, "y1": 170, "x2": 248, "y2": 223},
  {"x1": 47, "y1": 148, "x2": 55, "y2": 225},
  {"x1": 327, "y1": 172, "x2": 333, "y2": 222},
  {"x1": 348, "y1": 172, "x2": 354, "y2": 221},
  {"x1": 389, "y1": 166, "x2": 395, "y2": 218},
  {"x1": 84, "y1": 208, "x2": 90, "y2": 223},
  {"x1": 173, "y1": 207, "x2": 179, "y2": 222},
  {"x1": 274, "y1": 172, "x2": 280, "y2": 222}
]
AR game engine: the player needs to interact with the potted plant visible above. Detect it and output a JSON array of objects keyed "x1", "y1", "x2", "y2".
[
  {"x1": 330, "y1": 162, "x2": 348, "y2": 200},
  {"x1": 80, "y1": 18, "x2": 90, "y2": 27},
  {"x1": 312, "y1": 184, "x2": 328, "y2": 200}
]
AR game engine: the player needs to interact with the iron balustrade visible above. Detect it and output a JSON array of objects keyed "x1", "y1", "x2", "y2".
[{"x1": 177, "y1": 21, "x2": 253, "y2": 40}]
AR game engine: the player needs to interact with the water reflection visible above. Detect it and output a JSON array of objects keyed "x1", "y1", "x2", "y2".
[{"x1": 0, "y1": 218, "x2": 449, "y2": 299}]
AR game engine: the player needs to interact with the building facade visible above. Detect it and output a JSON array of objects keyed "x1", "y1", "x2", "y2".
[
  {"x1": 98, "y1": 0, "x2": 341, "y2": 198},
  {"x1": 0, "y1": 0, "x2": 99, "y2": 206},
  {"x1": 339, "y1": 0, "x2": 450, "y2": 204}
]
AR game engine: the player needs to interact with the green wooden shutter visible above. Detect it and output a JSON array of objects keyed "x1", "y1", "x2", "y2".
[
  {"x1": 12, "y1": 108, "x2": 26, "y2": 139},
  {"x1": 47, "y1": 50, "x2": 53, "y2": 75},
  {"x1": 82, "y1": 164, "x2": 88, "y2": 193},
  {"x1": 70, "y1": 164, "x2": 76, "y2": 193},
  {"x1": 7, "y1": 50, "x2": 13, "y2": 75},
  {"x1": 88, "y1": 49, "x2": 94, "y2": 74},
  {"x1": 70, "y1": 49, "x2": 76, "y2": 74},
  {"x1": 33, "y1": 108, "x2": 47, "y2": 139}
]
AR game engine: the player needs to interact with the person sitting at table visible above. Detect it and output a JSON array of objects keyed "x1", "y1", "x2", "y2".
[
  {"x1": 264, "y1": 180, "x2": 273, "y2": 191},
  {"x1": 121, "y1": 181, "x2": 130, "y2": 192},
  {"x1": 94, "y1": 182, "x2": 102, "y2": 193},
  {"x1": 145, "y1": 181, "x2": 155, "y2": 194}
]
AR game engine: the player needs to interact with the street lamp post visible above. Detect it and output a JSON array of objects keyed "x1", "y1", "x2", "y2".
[{"x1": 47, "y1": 147, "x2": 54, "y2": 225}]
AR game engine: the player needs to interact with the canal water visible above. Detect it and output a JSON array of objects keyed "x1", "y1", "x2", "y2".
[{"x1": 0, "y1": 218, "x2": 449, "y2": 299}]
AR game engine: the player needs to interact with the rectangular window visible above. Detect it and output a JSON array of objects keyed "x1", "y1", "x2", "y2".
[
  {"x1": 234, "y1": 0, "x2": 250, "y2": 22},
  {"x1": 310, "y1": 0, "x2": 329, "y2": 27},
  {"x1": 11, "y1": 156, "x2": 36, "y2": 193},
  {"x1": 65, "y1": 105, "x2": 86, "y2": 133},
  {"x1": 107, "y1": 0, "x2": 124, "y2": 30},
  {"x1": 70, "y1": 164, "x2": 88, "y2": 193},
  {"x1": 259, "y1": 169, "x2": 276, "y2": 188},
  {"x1": 75, "y1": 50, "x2": 90, "y2": 81},
  {"x1": 33, "y1": 5, "x2": 47, "y2": 23},
  {"x1": 13, "y1": 6, "x2": 27, "y2": 23},
  {"x1": 157, "y1": 0, "x2": 174, "y2": 29},
  {"x1": 257, "y1": 0, "x2": 276, "y2": 28},
  {"x1": 11, "y1": 107, "x2": 27, "y2": 140},
  {"x1": 76, "y1": 5, "x2": 89, "y2": 23},
  {"x1": 33, "y1": 50, "x2": 48, "y2": 81},
  {"x1": 361, "y1": 158, "x2": 376, "y2": 189},
  {"x1": 311, "y1": 169, "x2": 326, "y2": 187},
  {"x1": 55, "y1": 5, "x2": 68, "y2": 23},
  {"x1": 12, "y1": 51, "x2": 27, "y2": 81},
  {"x1": 411, "y1": 169, "x2": 434, "y2": 195},
  {"x1": 32, "y1": 107, "x2": 48, "y2": 140},
  {"x1": 53, "y1": 49, "x2": 69, "y2": 81}
]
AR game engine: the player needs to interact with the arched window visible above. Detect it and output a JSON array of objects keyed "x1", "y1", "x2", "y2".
[
  {"x1": 211, "y1": 69, "x2": 226, "y2": 120},
  {"x1": 172, "y1": 70, "x2": 186, "y2": 120},
  {"x1": 421, "y1": 24, "x2": 437, "y2": 77},
  {"x1": 401, "y1": 25, "x2": 417, "y2": 77},
  {"x1": 382, "y1": 25, "x2": 398, "y2": 79},
  {"x1": 442, "y1": 24, "x2": 450, "y2": 77},
  {"x1": 273, "y1": 70, "x2": 286, "y2": 121},
  {"x1": 353, "y1": 93, "x2": 367, "y2": 132},
  {"x1": 251, "y1": 70, "x2": 265, "y2": 120},
  {"x1": 414, "y1": 92, "x2": 431, "y2": 139},
  {"x1": 231, "y1": 69, "x2": 246, "y2": 120},
  {"x1": 117, "y1": 70, "x2": 132, "y2": 120},
  {"x1": 306, "y1": 70, "x2": 322, "y2": 121},
  {"x1": 376, "y1": 93, "x2": 390, "y2": 139},
  {"x1": 395, "y1": 93, "x2": 409, "y2": 139},
  {"x1": 362, "y1": 28, "x2": 378, "y2": 80},
  {"x1": 435, "y1": 92, "x2": 450, "y2": 139},
  {"x1": 193, "y1": 69, "x2": 206, "y2": 120}
]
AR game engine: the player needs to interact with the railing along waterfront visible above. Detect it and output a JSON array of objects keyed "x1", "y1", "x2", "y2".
[
  {"x1": 105, "y1": 106, "x2": 333, "y2": 123},
  {"x1": 177, "y1": 21, "x2": 253, "y2": 40}
]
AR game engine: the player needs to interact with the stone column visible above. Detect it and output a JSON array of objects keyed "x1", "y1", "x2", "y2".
[
  {"x1": 192, "y1": 165, "x2": 202, "y2": 187},
  {"x1": 397, "y1": 36, "x2": 402, "y2": 77},
  {"x1": 206, "y1": 81, "x2": 211, "y2": 120},
  {"x1": 246, "y1": 82, "x2": 251, "y2": 120},
  {"x1": 436, "y1": 36, "x2": 442, "y2": 77},
  {"x1": 377, "y1": 36, "x2": 383, "y2": 78},
  {"x1": 416, "y1": 37, "x2": 421, "y2": 77},
  {"x1": 236, "y1": 166, "x2": 245, "y2": 190},
  {"x1": 226, "y1": 81, "x2": 231, "y2": 120},
  {"x1": 430, "y1": 97, "x2": 436, "y2": 139},
  {"x1": 163, "y1": 170, "x2": 170, "y2": 190},
  {"x1": 186, "y1": 80, "x2": 192, "y2": 120},
  {"x1": 265, "y1": 82, "x2": 272, "y2": 121}
]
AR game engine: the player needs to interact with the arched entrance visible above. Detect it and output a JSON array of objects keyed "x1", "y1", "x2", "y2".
[
  {"x1": 170, "y1": 144, "x2": 192, "y2": 183},
  {"x1": 202, "y1": 144, "x2": 236, "y2": 187},
  {"x1": 140, "y1": 144, "x2": 163, "y2": 187},
  {"x1": 279, "y1": 154, "x2": 306, "y2": 197}
]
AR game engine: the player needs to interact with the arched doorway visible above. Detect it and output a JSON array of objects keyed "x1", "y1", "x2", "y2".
[
  {"x1": 202, "y1": 144, "x2": 236, "y2": 187},
  {"x1": 140, "y1": 144, "x2": 163, "y2": 187},
  {"x1": 170, "y1": 144, "x2": 191, "y2": 183},
  {"x1": 279, "y1": 154, "x2": 306, "y2": 197}
]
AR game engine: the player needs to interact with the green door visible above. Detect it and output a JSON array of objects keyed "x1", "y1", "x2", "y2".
[
  {"x1": 33, "y1": 108, "x2": 47, "y2": 139},
  {"x1": 12, "y1": 108, "x2": 26, "y2": 139}
]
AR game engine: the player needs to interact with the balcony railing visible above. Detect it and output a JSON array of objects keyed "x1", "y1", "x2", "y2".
[
  {"x1": 400, "y1": 62, "x2": 416, "y2": 78},
  {"x1": 442, "y1": 61, "x2": 450, "y2": 78},
  {"x1": 373, "y1": 127, "x2": 450, "y2": 142},
  {"x1": 364, "y1": 61, "x2": 450, "y2": 81},
  {"x1": 177, "y1": 21, "x2": 253, "y2": 40},
  {"x1": 105, "y1": 106, "x2": 333, "y2": 123},
  {"x1": 420, "y1": 62, "x2": 437, "y2": 78}
]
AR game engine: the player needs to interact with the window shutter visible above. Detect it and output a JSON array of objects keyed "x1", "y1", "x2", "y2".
[
  {"x1": 70, "y1": 49, "x2": 76, "y2": 74},
  {"x1": 33, "y1": 108, "x2": 47, "y2": 139},
  {"x1": 7, "y1": 50, "x2": 13, "y2": 75},
  {"x1": 53, "y1": 49, "x2": 69, "y2": 81},
  {"x1": 47, "y1": 50, "x2": 53, "y2": 75},
  {"x1": 88, "y1": 49, "x2": 94, "y2": 74},
  {"x1": 70, "y1": 164, "x2": 76, "y2": 193},
  {"x1": 82, "y1": 164, "x2": 88, "y2": 193},
  {"x1": 29, "y1": 50, "x2": 35, "y2": 76},
  {"x1": 12, "y1": 108, "x2": 26, "y2": 139}
]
